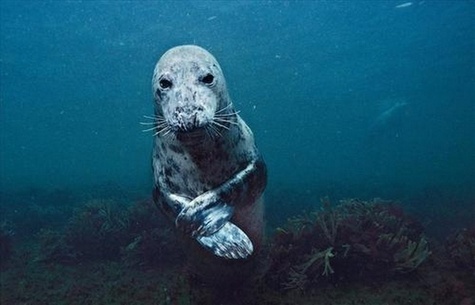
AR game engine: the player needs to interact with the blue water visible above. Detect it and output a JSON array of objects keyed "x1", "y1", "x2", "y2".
[{"x1": 1, "y1": 1, "x2": 474, "y2": 229}]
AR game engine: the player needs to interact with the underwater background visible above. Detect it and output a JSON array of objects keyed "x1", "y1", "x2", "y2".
[{"x1": 1, "y1": 1, "x2": 474, "y2": 304}]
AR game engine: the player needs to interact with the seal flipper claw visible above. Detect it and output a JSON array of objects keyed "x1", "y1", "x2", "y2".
[{"x1": 196, "y1": 222, "x2": 253, "y2": 259}]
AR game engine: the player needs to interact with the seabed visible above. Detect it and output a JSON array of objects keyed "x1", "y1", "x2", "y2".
[{"x1": 0, "y1": 192, "x2": 473, "y2": 305}]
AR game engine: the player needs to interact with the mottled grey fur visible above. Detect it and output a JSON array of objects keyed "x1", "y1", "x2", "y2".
[{"x1": 151, "y1": 45, "x2": 266, "y2": 259}]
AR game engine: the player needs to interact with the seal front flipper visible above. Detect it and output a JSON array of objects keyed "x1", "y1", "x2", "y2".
[
  {"x1": 191, "y1": 202, "x2": 234, "y2": 237},
  {"x1": 176, "y1": 156, "x2": 266, "y2": 236},
  {"x1": 166, "y1": 193, "x2": 253, "y2": 259},
  {"x1": 163, "y1": 192, "x2": 233, "y2": 237},
  {"x1": 175, "y1": 192, "x2": 233, "y2": 237},
  {"x1": 197, "y1": 222, "x2": 253, "y2": 259}
]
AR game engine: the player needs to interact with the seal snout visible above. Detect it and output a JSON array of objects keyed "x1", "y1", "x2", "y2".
[{"x1": 171, "y1": 105, "x2": 207, "y2": 132}]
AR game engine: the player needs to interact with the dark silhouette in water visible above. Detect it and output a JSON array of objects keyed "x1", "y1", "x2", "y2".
[{"x1": 368, "y1": 99, "x2": 409, "y2": 142}]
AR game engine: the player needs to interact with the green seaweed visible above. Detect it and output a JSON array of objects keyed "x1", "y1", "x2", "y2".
[{"x1": 266, "y1": 198, "x2": 432, "y2": 291}]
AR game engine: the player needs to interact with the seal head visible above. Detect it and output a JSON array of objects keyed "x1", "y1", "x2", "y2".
[{"x1": 152, "y1": 45, "x2": 229, "y2": 139}]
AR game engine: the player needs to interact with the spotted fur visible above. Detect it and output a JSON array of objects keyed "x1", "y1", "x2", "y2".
[{"x1": 151, "y1": 45, "x2": 267, "y2": 260}]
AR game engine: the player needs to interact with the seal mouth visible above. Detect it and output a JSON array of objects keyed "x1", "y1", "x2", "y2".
[{"x1": 175, "y1": 126, "x2": 208, "y2": 143}]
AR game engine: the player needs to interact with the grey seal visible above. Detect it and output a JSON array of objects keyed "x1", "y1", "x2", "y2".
[{"x1": 147, "y1": 45, "x2": 267, "y2": 260}]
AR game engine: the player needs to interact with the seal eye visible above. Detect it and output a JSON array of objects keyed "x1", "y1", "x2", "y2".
[
  {"x1": 159, "y1": 78, "x2": 172, "y2": 89},
  {"x1": 201, "y1": 73, "x2": 215, "y2": 85}
]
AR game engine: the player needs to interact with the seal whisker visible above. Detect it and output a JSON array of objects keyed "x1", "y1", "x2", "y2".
[
  {"x1": 143, "y1": 115, "x2": 166, "y2": 121},
  {"x1": 208, "y1": 123, "x2": 222, "y2": 138},
  {"x1": 142, "y1": 125, "x2": 167, "y2": 133},
  {"x1": 204, "y1": 125, "x2": 216, "y2": 140},
  {"x1": 215, "y1": 103, "x2": 233, "y2": 114},
  {"x1": 141, "y1": 122, "x2": 167, "y2": 128},
  {"x1": 141, "y1": 115, "x2": 167, "y2": 131},
  {"x1": 214, "y1": 117, "x2": 239, "y2": 126},
  {"x1": 214, "y1": 110, "x2": 240, "y2": 117},
  {"x1": 212, "y1": 120, "x2": 230, "y2": 130},
  {"x1": 154, "y1": 130, "x2": 166, "y2": 137},
  {"x1": 204, "y1": 126, "x2": 211, "y2": 139},
  {"x1": 141, "y1": 122, "x2": 168, "y2": 133},
  {"x1": 142, "y1": 126, "x2": 159, "y2": 132},
  {"x1": 141, "y1": 118, "x2": 166, "y2": 124},
  {"x1": 141, "y1": 114, "x2": 170, "y2": 134},
  {"x1": 162, "y1": 128, "x2": 173, "y2": 137},
  {"x1": 150, "y1": 124, "x2": 173, "y2": 137}
]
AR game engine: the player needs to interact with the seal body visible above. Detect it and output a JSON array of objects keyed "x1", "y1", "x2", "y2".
[{"x1": 149, "y1": 45, "x2": 266, "y2": 280}]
